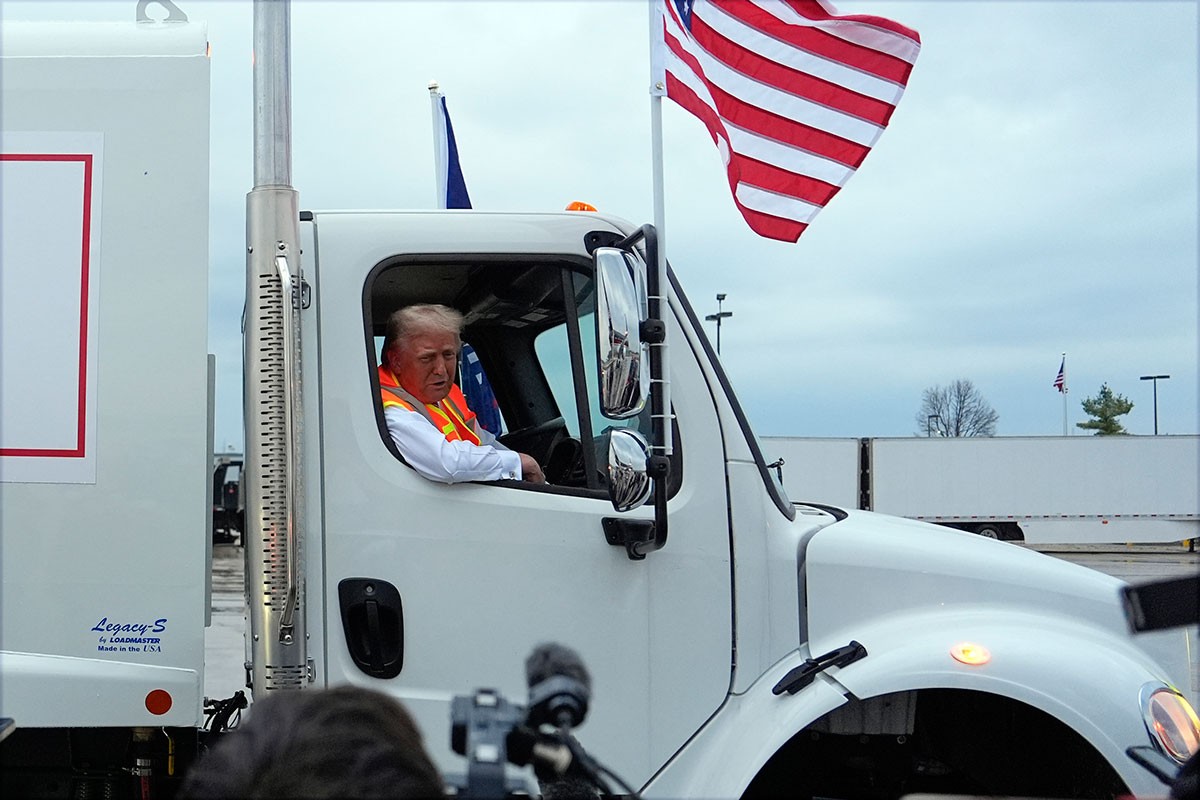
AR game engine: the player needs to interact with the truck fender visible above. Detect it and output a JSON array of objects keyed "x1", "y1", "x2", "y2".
[
  {"x1": 644, "y1": 650, "x2": 851, "y2": 799},
  {"x1": 647, "y1": 609, "x2": 1176, "y2": 799},
  {"x1": 806, "y1": 607, "x2": 1176, "y2": 795}
]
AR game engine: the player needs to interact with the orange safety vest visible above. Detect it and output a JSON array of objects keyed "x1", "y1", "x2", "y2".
[{"x1": 378, "y1": 365, "x2": 482, "y2": 446}]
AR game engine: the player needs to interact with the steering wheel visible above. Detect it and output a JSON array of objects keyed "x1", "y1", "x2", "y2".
[
  {"x1": 498, "y1": 417, "x2": 570, "y2": 466},
  {"x1": 500, "y1": 417, "x2": 593, "y2": 485}
]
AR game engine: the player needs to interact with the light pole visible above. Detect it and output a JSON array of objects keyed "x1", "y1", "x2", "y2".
[
  {"x1": 1139, "y1": 374, "x2": 1170, "y2": 435},
  {"x1": 926, "y1": 414, "x2": 941, "y2": 437},
  {"x1": 704, "y1": 293, "x2": 733, "y2": 354}
]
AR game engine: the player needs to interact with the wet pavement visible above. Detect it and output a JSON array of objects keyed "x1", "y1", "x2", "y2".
[{"x1": 205, "y1": 544, "x2": 247, "y2": 702}]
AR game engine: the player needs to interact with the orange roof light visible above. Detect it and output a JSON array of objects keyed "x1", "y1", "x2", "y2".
[
  {"x1": 950, "y1": 642, "x2": 991, "y2": 666},
  {"x1": 565, "y1": 201, "x2": 597, "y2": 212}
]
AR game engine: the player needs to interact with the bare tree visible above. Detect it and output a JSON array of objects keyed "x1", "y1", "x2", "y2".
[{"x1": 915, "y1": 379, "x2": 998, "y2": 437}]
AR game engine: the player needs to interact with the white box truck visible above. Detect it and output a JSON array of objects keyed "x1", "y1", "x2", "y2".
[
  {"x1": 762, "y1": 436, "x2": 1200, "y2": 543},
  {"x1": 2, "y1": 6, "x2": 1197, "y2": 799}
]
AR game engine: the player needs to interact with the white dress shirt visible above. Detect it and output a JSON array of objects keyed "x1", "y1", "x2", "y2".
[{"x1": 384, "y1": 405, "x2": 522, "y2": 483}]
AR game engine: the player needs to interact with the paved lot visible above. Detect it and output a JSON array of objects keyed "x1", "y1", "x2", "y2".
[{"x1": 205, "y1": 544, "x2": 247, "y2": 701}]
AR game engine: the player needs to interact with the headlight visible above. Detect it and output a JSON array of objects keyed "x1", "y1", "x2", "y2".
[{"x1": 1141, "y1": 685, "x2": 1200, "y2": 763}]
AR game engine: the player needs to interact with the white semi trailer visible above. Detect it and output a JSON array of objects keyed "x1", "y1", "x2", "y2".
[
  {"x1": 762, "y1": 435, "x2": 1200, "y2": 543},
  {"x1": 2, "y1": 6, "x2": 1197, "y2": 799}
]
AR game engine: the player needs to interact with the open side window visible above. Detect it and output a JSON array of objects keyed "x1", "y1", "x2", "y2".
[{"x1": 363, "y1": 255, "x2": 680, "y2": 495}]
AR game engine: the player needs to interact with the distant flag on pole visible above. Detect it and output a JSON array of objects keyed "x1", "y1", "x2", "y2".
[
  {"x1": 652, "y1": 0, "x2": 921, "y2": 242},
  {"x1": 429, "y1": 82, "x2": 472, "y2": 210},
  {"x1": 1053, "y1": 356, "x2": 1067, "y2": 393}
]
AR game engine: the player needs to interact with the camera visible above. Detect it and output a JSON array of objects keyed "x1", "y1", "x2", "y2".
[
  {"x1": 449, "y1": 689, "x2": 532, "y2": 798},
  {"x1": 448, "y1": 643, "x2": 634, "y2": 799}
]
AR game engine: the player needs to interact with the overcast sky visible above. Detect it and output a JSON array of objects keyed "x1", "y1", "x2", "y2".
[{"x1": 7, "y1": 0, "x2": 1198, "y2": 450}]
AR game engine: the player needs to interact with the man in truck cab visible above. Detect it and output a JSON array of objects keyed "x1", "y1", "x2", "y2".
[{"x1": 379, "y1": 304, "x2": 546, "y2": 484}]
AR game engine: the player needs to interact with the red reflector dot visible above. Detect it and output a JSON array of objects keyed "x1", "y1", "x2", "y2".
[{"x1": 145, "y1": 689, "x2": 172, "y2": 715}]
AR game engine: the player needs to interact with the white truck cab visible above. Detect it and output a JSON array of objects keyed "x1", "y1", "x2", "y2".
[
  {"x1": 291, "y1": 208, "x2": 1198, "y2": 798},
  {"x1": 1, "y1": 10, "x2": 1197, "y2": 800}
]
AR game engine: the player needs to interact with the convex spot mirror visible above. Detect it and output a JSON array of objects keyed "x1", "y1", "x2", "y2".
[
  {"x1": 593, "y1": 246, "x2": 650, "y2": 420},
  {"x1": 603, "y1": 428, "x2": 653, "y2": 512}
]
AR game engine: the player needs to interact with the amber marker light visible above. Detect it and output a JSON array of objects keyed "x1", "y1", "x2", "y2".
[
  {"x1": 950, "y1": 642, "x2": 991, "y2": 666},
  {"x1": 565, "y1": 201, "x2": 597, "y2": 212}
]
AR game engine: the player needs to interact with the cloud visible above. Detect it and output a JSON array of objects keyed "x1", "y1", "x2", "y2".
[{"x1": 4, "y1": 0, "x2": 1195, "y2": 447}]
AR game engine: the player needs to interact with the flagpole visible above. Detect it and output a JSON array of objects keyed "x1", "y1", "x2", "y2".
[
  {"x1": 429, "y1": 81, "x2": 447, "y2": 209},
  {"x1": 649, "y1": 0, "x2": 672, "y2": 455},
  {"x1": 1061, "y1": 352, "x2": 1068, "y2": 435}
]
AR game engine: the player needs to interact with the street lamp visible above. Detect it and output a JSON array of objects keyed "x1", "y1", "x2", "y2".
[
  {"x1": 1139, "y1": 374, "x2": 1170, "y2": 435},
  {"x1": 704, "y1": 293, "x2": 733, "y2": 354},
  {"x1": 926, "y1": 414, "x2": 941, "y2": 437}
]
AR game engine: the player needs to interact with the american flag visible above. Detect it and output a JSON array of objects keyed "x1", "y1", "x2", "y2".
[
  {"x1": 1053, "y1": 358, "x2": 1067, "y2": 393},
  {"x1": 655, "y1": 0, "x2": 921, "y2": 242}
]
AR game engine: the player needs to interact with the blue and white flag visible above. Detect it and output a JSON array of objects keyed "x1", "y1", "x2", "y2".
[
  {"x1": 461, "y1": 343, "x2": 502, "y2": 436},
  {"x1": 430, "y1": 85, "x2": 472, "y2": 210},
  {"x1": 430, "y1": 86, "x2": 499, "y2": 432}
]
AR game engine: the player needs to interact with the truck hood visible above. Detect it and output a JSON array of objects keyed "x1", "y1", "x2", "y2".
[{"x1": 800, "y1": 509, "x2": 1133, "y2": 650}]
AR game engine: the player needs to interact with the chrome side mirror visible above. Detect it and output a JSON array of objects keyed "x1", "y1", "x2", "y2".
[
  {"x1": 593, "y1": 246, "x2": 649, "y2": 419},
  {"x1": 603, "y1": 429, "x2": 653, "y2": 512}
]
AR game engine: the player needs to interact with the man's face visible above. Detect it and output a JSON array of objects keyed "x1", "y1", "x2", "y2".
[{"x1": 390, "y1": 329, "x2": 459, "y2": 405}]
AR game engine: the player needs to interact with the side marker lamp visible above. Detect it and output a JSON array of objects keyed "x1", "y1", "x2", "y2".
[
  {"x1": 950, "y1": 642, "x2": 991, "y2": 666},
  {"x1": 145, "y1": 689, "x2": 173, "y2": 716},
  {"x1": 1142, "y1": 686, "x2": 1200, "y2": 763}
]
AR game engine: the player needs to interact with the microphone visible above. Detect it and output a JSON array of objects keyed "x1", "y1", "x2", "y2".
[
  {"x1": 521, "y1": 644, "x2": 639, "y2": 798},
  {"x1": 525, "y1": 642, "x2": 592, "y2": 730}
]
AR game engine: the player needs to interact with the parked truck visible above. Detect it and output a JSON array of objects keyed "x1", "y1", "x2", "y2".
[
  {"x1": 761, "y1": 436, "x2": 1200, "y2": 543},
  {"x1": 211, "y1": 454, "x2": 243, "y2": 545},
  {"x1": 2, "y1": 6, "x2": 1197, "y2": 799}
]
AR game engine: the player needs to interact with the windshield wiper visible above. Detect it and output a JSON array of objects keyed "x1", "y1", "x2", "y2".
[{"x1": 773, "y1": 641, "x2": 868, "y2": 695}]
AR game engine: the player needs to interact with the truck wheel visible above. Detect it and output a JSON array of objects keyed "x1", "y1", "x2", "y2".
[{"x1": 974, "y1": 524, "x2": 1002, "y2": 539}]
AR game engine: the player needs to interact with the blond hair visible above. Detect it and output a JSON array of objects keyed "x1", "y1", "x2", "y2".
[{"x1": 382, "y1": 304, "x2": 463, "y2": 359}]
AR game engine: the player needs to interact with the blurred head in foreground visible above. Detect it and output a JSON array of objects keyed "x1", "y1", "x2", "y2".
[{"x1": 179, "y1": 685, "x2": 444, "y2": 799}]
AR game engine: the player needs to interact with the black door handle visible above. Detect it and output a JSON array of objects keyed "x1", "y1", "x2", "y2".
[
  {"x1": 338, "y1": 578, "x2": 404, "y2": 679},
  {"x1": 364, "y1": 598, "x2": 384, "y2": 674}
]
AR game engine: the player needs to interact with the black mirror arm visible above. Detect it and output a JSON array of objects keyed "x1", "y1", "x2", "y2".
[
  {"x1": 630, "y1": 456, "x2": 670, "y2": 558},
  {"x1": 603, "y1": 454, "x2": 670, "y2": 561},
  {"x1": 611, "y1": 224, "x2": 671, "y2": 559}
]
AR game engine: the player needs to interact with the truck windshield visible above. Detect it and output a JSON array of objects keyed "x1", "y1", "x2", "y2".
[{"x1": 668, "y1": 268, "x2": 795, "y2": 519}]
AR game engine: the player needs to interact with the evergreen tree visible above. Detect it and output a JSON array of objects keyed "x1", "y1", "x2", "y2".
[{"x1": 1076, "y1": 383, "x2": 1133, "y2": 435}]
